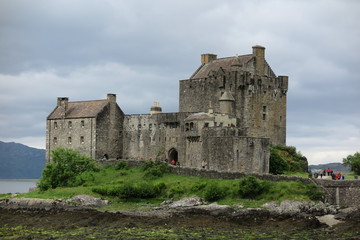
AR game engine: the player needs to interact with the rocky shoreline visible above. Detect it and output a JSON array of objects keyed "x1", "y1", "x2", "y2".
[{"x1": 0, "y1": 196, "x2": 359, "y2": 239}]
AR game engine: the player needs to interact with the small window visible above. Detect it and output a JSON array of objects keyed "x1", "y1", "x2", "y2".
[
  {"x1": 204, "y1": 122, "x2": 209, "y2": 128},
  {"x1": 138, "y1": 124, "x2": 142, "y2": 130},
  {"x1": 68, "y1": 137, "x2": 72, "y2": 144},
  {"x1": 53, "y1": 137, "x2": 57, "y2": 145},
  {"x1": 190, "y1": 122, "x2": 194, "y2": 131},
  {"x1": 263, "y1": 113, "x2": 266, "y2": 120},
  {"x1": 81, "y1": 121, "x2": 85, "y2": 128},
  {"x1": 68, "y1": 121, "x2": 72, "y2": 128},
  {"x1": 149, "y1": 124, "x2": 152, "y2": 130},
  {"x1": 80, "y1": 136, "x2": 84, "y2": 144},
  {"x1": 54, "y1": 122, "x2": 58, "y2": 129}
]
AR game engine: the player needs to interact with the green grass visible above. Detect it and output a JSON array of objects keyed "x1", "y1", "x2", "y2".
[{"x1": 9, "y1": 164, "x2": 323, "y2": 210}]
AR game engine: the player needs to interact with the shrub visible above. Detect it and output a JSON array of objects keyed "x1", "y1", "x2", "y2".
[
  {"x1": 142, "y1": 161, "x2": 169, "y2": 179},
  {"x1": 269, "y1": 145, "x2": 309, "y2": 174},
  {"x1": 305, "y1": 184, "x2": 323, "y2": 201},
  {"x1": 92, "y1": 182, "x2": 161, "y2": 199},
  {"x1": 115, "y1": 161, "x2": 129, "y2": 170},
  {"x1": 204, "y1": 183, "x2": 227, "y2": 202},
  {"x1": 343, "y1": 152, "x2": 360, "y2": 175},
  {"x1": 38, "y1": 148, "x2": 98, "y2": 191},
  {"x1": 237, "y1": 176, "x2": 269, "y2": 199}
]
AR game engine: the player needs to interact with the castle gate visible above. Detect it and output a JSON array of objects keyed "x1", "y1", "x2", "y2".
[{"x1": 168, "y1": 148, "x2": 178, "y2": 163}]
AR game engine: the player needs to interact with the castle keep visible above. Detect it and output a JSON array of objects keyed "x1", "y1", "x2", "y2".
[{"x1": 46, "y1": 45, "x2": 288, "y2": 174}]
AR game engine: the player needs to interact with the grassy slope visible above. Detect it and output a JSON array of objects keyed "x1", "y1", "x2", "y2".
[{"x1": 0, "y1": 164, "x2": 324, "y2": 210}]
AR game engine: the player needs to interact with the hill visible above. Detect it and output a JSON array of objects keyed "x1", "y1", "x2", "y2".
[
  {"x1": 0, "y1": 141, "x2": 45, "y2": 179},
  {"x1": 308, "y1": 162, "x2": 350, "y2": 173}
]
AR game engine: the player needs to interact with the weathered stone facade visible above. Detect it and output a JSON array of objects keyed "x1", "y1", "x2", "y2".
[
  {"x1": 46, "y1": 45, "x2": 288, "y2": 174},
  {"x1": 46, "y1": 94, "x2": 124, "y2": 162}
]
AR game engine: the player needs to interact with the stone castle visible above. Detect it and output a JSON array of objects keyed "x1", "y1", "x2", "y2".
[{"x1": 46, "y1": 45, "x2": 288, "y2": 174}]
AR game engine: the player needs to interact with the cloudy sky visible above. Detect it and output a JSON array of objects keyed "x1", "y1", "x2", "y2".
[{"x1": 0, "y1": 0, "x2": 359, "y2": 165}]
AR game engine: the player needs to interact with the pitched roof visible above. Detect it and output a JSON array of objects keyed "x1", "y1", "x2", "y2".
[
  {"x1": 191, "y1": 54, "x2": 254, "y2": 79},
  {"x1": 47, "y1": 100, "x2": 109, "y2": 119}
]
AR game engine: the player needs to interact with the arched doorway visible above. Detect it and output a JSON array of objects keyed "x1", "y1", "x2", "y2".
[{"x1": 168, "y1": 148, "x2": 178, "y2": 164}]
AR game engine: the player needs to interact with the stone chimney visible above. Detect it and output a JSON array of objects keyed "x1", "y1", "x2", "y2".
[
  {"x1": 150, "y1": 102, "x2": 162, "y2": 114},
  {"x1": 107, "y1": 93, "x2": 116, "y2": 102},
  {"x1": 57, "y1": 97, "x2": 68, "y2": 118},
  {"x1": 201, "y1": 53, "x2": 217, "y2": 65},
  {"x1": 252, "y1": 45, "x2": 265, "y2": 77}
]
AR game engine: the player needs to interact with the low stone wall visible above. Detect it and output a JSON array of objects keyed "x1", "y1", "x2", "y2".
[
  {"x1": 313, "y1": 179, "x2": 360, "y2": 207},
  {"x1": 103, "y1": 159, "x2": 360, "y2": 207}
]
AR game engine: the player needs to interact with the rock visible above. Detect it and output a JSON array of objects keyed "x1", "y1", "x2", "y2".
[
  {"x1": 163, "y1": 197, "x2": 207, "y2": 208},
  {"x1": 262, "y1": 200, "x2": 337, "y2": 216},
  {"x1": 67, "y1": 195, "x2": 110, "y2": 207}
]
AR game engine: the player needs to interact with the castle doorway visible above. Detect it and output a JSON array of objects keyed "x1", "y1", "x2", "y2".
[{"x1": 168, "y1": 148, "x2": 178, "y2": 164}]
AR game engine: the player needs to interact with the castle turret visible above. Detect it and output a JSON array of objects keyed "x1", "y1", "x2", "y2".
[
  {"x1": 150, "y1": 102, "x2": 162, "y2": 114},
  {"x1": 252, "y1": 45, "x2": 265, "y2": 77},
  {"x1": 219, "y1": 91, "x2": 235, "y2": 115}
]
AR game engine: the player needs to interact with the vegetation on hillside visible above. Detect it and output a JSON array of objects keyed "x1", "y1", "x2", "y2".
[
  {"x1": 37, "y1": 147, "x2": 98, "y2": 191},
  {"x1": 0, "y1": 141, "x2": 45, "y2": 179},
  {"x1": 269, "y1": 145, "x2": 308, "y2": 175},
  {"x1": 23, "y1": 148, "x2": 323, "y2": 210},
  {"x1": 343, "y1": 152, "x2": 360, "y2": 175}
]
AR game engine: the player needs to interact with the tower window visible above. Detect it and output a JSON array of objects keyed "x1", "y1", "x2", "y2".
[
  {"x1": 80, "y1": 136, "x2": 84, "y2": 144},
  {"x1": 53, "y1": 137, "x2": 57, "y2": 145},
  {"x1": 68, "y1": 137, "x2": 72, "y2": 144},
  {"x1": 263, "y1": 114, "x2": 266, "y2": 120},
  {"x1": 263, "y1": 106, "x2": 267, "y2": 112},
  {"x1": 54, "y1": 122, "x2": 58, "y2": 129},
  {"x1": 68, "y1": 121, "x2": 72, "y2": 128},
  {"x1": 81, "y1": 120, "x2": 85, "y2": 128}
]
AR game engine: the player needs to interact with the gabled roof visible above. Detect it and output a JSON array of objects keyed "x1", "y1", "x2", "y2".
[
  {"x1": 191, "y1": 54, "x2": 254, "y2": 79},
  {"x1": 47, "y1": 100, "x2": 109, "y2": 120}
]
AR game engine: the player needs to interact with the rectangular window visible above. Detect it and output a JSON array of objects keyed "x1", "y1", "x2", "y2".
[
  {"x1": 263, "y1": 106, "x2": 267, "y2": 112},
  {"x1": 54, "y1": 122, "x2": 58, "y2": 129},
  {"x1": 53, "y1": 137, "x2": 57, "y2": 145},
  {"x1": 263, "y1": 113, "x2": 266, "y2": 120},
  {"x1": 68, "y1": 137, "x2": 72, "y2": 144},
  {"x1": 80, "y1": 136, "x2": 84, "y2": 144},
  {"x1": 81, "y1": 120, "x2": 85, "y2": 128},
  {"x1": 149, "y1": 124, "x2": 152, "y2": 130},
  {"x1": 68, "y1": 121, "x2": 72, "y2": 128}
]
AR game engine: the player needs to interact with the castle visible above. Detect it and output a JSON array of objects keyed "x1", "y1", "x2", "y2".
[{"x1": 46, "y1": 45, "x2": 288, "y2": 174}]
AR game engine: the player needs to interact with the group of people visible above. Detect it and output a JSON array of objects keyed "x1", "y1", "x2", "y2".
[{"x1": 315, "y1": 168, "x2": 345, "y2": 180}]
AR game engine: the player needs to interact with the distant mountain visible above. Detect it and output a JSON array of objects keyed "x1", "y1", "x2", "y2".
[
  {"x1": 308, "y1": 162, "x2": 350, "y2": 173},
  {"x1": 0, "y1": 141, "x2": 45, "y2": 179}
]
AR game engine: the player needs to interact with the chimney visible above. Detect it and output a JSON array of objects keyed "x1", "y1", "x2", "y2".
[
  {"x1": 150, "y1": 102, "x2": 162, "y2": 114},
  {"x1": 57, "y1": 97, "x2": 68, "y2": 117},
  {"x1": 252, "y1": 45, "x2": 265, "y2": 76},
  {"x1": 107, "y1": 93, "x2": 116, "y2": 102},
  {"x1": 201, "y1": 53, "x2": 217, "y2": 65}
]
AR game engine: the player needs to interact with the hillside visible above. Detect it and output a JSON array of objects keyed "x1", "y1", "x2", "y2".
[
  {"x1": 308, "y1": 162, "x2": 350, "y2": 173},
  {"x1": 0, "y1": 141, "x2": 45, "y2": 179}
]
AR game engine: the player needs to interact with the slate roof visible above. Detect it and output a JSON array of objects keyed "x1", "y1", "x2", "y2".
[
  {"x1": 184, "y1": 112, "x2": 214, "y2": 121},
  {"x1": 191, "y1": 54, "x2": 254, "y2": 79},
  {"x1": 47, "y1": 100, "x2": 109, "y2": 119}
]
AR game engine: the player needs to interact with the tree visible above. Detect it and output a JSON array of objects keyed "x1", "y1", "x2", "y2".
[
  {"x1": 38, "y1": 147, "x2": 98, "y2": 191},
  {"x1": 269, "y1": 145, "x2": 308, "y2": 175},
  {"x1": 343, "y1": 152, "x2": 360, "y2": 175}
]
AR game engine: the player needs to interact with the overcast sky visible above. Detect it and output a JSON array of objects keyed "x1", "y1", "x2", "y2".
[{"x1": 0, "y1": 0, "x2": 359, "y2": 165}]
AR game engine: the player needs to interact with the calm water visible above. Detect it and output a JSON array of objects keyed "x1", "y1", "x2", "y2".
[{"x1": 0, "y1": 180, "x2": 37, "y2": 194}]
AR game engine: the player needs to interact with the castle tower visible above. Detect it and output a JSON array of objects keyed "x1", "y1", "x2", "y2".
[{"x1": 219, "y1": 91, "x2": 235, "y2": 115}]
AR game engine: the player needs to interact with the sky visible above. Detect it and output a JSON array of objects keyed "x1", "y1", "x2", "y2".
[{"x1": 0, "y1": 0, "x2": 359, "y2": 165}]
